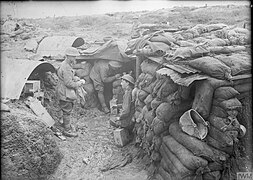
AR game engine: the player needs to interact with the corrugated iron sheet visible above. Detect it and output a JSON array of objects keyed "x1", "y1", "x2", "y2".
[
  {"x1": 1, "y1": 57, "x2": 55, "y2": 100},
  {"x1": 37, "y1": 36, "x2": 84, "y2": 57},
  {"x1": 145, "y1": 55, "x2": 201, "y2": 74},
  {"x1": 156, "y1": 68, "x2": 208, "y2": 86},
  {"x1": 163, "y1": 62, "x2": 201, "y2": 74}
]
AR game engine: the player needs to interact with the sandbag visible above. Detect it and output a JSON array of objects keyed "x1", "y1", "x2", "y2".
[
  {"x1": 135, "y1": 98, "x2": 146, "y2": 111},
  {"x1": 224, "y1": 130, "x2": 239, "y2": 142},
  {"x1": 160, "y1": 158, "x2": 177, "y2": 179},
  {"x1": 163, "y1": 135, "x2": 208, "y2": 170},
  {"x1": 151, "y1": 117, "x2": 167, "y2": 136},
  {"x1": 208, "y1": 115, "x2": 240, "y2": 132},
  {"x1": 220, "y1": 98, "x2": 242, "y2": 110},
  {"x1": 136, "y1": 73, "x2": 146, "y2": 87},
  {"x1": 144, "y1": 94, "x2": 154, "y2": 110},
  {"x1": 214, "y1": 86, "x2": 240, "y2": 100},
  {"x1": 160, "y1": 144, "x2": 192, "y2": 179},
  {"x1": 156, "y1": 101, "x2": 191, "y2": 123},
  {"x1": 145, "y1": 128, "x2": 154, "y2": 144},
  {"x1": 151, "y1": 97, "x2": 163, "y2": 110},
  {"x1": 205, "y1": 38, "x2": 228, "y2": 47},
  {"x1": 208, "y1": 126, "x2": 233, "y2": 147},
  {"x1": 173, "y1": 45, "x2": 209, "y2": 59},
  {"x1": 208, "y1": 46, "x2": 246, "y2": 54},
  {"x1": 232, "y1": 77, "x2": 252, "y2": 86},
  {"x1": 142, "y1": 78, "x2": 158, "y2": 94},
  {"x1": 207, "y1": 77, "x2": 232, "y2": 89},
  {"x1": 210, "y1": 105, "x2": 228, "y2": 118},
  {"x1": 139, "y1": 73, "x2": 155, "y2": 90},
  {"x1": 137, "y1": 89, "x2": 149, "y2": 102},
  {"x1": 134, "y1": 111, "x2": 141, "y2": 120},
  {"x1": 144, "y1": 110, "x2": 155, "y2": 126},
  {"x1": 164, "y1": 91, "x2": 182, "y2": 106},
  {"x1": 212, "y1": 99, "x2": 222, "y2": 107},
  {"x1": 150, "y1": 150, "x2": 161, "y2": 162},
  {"x1": 140, "y1": 59, "x2": 160, "y2": 76},
  {"x1": 214, "y1": 54, "x2": 251, "y2": 75},
  {"x1": 205, "y1": 135, "x2": 233, "y2": 155},
  {"x1": 135, "y1": 123, "x2": 144, "y2": 139},
  {"x1": 152, "y1": 135, "x2": 162, "y2": 151},
  {"x1": 233, "y1": 83, "x2": 252, "y2": 93},
  {"x1": 187, "y1": 56, "x2": 232, "y2": 80},
  {"x1": 157, "y1": 165, "x2": 172, "y2": 180},
  {"x1": 152, "y1": 76, "x2": 167, "y2": 97},
  {"x1": 169, "y1": 121, "x2": 226, "y2": 162},
  {"x1": 178, "y1": 85, "x2": 192, "y2": 100},
  {"x1": 202, "y1": 171, "x2": 221, "y2": 180},
  {"x1": 155, "y1": 173, "x2": 164, "y2": 180},
  {"x1": 192, "y1": 80, "x2": 215, "y2": 119},
  {"x1": 140, "y1": 105, "x2": 149, "y2": 121},
  {"x1": 157, "y1": 78, "x2": 178, "y2": 99},
  {"x1": 205, "y1": 23, "x2": 227, "y2": 32}
]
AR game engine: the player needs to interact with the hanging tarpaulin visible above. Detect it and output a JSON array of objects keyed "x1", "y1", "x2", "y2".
[{"x1": 78, "y1": 39, "x2": 134, "y2": 62}]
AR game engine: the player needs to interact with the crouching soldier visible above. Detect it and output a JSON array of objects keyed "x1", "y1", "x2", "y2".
[
  {"x1": 56, "y1": 47, "x2": 85, "y2": 137},
  {"x1": 90, "y1": 60, "x2": 122, "y2": 113},
  {"x1": 110, "y1": 74, "x2": 135, "y2": 135}
]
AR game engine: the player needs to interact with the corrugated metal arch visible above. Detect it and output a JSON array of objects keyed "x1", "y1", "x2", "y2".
[
  {"x1": 36, "y1": 36, "x2": 84, "y2": 57},
  {"x1": 1, "y1": 57, "x2": 55, "y2": 100}
]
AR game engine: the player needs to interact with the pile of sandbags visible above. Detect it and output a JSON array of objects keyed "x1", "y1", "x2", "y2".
[
  {"x1": 157, "y1": 120, "x2": 228, "y2": 180},
  {"x1": 133, "y1": 59, "x2": 193, "y2": 165},
  {"x1": 156, "y1": 77, "x2": 251, "y2": 180}
]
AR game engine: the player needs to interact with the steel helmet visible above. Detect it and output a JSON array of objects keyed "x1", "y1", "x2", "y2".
[
  {"x1": 65, "y1": 47, "x2": 79, "y2": 56},
  {"x1": 109, "y1": 60, "x2": 122, "y2": 68},
  {"x1": 179, "y1": 109, "x2": 209, "y2": 140},
  {"x1": 121, "y1": 74, "x2": 135, "y2": 85},
  {"x1": 239, "y1": 124, "x2": 246, "y2": 137}
]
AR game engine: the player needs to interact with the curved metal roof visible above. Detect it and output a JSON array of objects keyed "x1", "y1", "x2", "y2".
[
  {"x1": 1, "y1": 57, "x2": 55, "y2": 100},
  {"x1": 36, "y1": 36, "x2": 84, "y2": 57}
]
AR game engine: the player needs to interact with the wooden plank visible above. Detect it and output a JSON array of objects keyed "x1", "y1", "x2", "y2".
[
  {"x1": 230, "y1": 74, "x2": 252, "y2": 81},
  {"x1": 25, "y1": 96, "x2": 55, "y2": 127}
]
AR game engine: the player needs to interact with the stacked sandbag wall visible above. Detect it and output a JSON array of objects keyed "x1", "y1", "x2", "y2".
[
  {"x1": 130, "y1": 23, "x2": 251, "y2": 180},
  {"x1": 132, "y1": 56, "x2": 251, "y2": 180},
  {"x1": 133, "y1": 59, "x2": 194, "y2": 169},
  {"x1": 156, "y1": 52, "x2": 251, "y2": 179}
]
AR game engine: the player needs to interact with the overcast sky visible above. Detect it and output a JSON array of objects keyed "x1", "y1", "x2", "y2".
[{"x1": 1, "y1": 1, "x2": 250, "y2": 19}]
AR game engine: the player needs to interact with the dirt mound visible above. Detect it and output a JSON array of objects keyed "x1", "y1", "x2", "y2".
[{"x1": 1, "y1": 109, "x2": 63, "y2": 180}]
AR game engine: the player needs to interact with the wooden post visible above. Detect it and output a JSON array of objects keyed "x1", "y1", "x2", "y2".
[
  {"x1": 238, "y1": 92, "x2": 252, "y2": 170},
  {"x1": 136, "y1": 56, "x2": 142, "y2": 78}
]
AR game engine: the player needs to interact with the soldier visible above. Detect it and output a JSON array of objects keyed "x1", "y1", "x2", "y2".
[
  {"x1": 90, "y1": 60, "x2": 122, "y2": 113},
  {"x1": 56, "y1": 47, "x2": 85, "y2": 137},
  {"x1": 110, "y1": 74, "x2": 135, "y2": 134}
]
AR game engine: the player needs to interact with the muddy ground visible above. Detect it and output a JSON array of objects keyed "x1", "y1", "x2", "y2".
[
  {"x1": 48, "y1": 107, "x2": 151, "y2": 180},
  {"x1": 1, "y1": 4, "x2": 250, "y2": 180}
]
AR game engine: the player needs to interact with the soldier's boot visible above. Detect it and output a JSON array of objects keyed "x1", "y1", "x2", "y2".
[
  {"x1": 62, "y1": 115, "x2": 78, "y2": 137},
  {"x1": 98, "y1": 92, "x2": 110, "y2": 114}
]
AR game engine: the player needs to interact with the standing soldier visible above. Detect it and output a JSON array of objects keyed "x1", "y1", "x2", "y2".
[
  {"x1": 90, "y1": 60, "x2": 122, "y2": 113},
  {"x1": 56, "y1": 47, "x2": 84, "y2": 137}
]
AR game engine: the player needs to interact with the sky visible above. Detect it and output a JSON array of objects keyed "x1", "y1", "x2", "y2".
[{"x1": 1, "y1": 1, "x2": 250, "y2": 19}]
